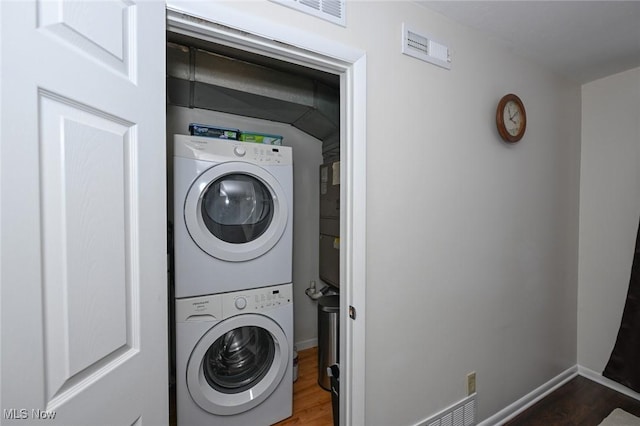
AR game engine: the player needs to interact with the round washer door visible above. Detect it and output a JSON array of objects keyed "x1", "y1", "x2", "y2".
[
  {"x1": 184, "y1": 162, "x2": 288, "y2": 262},
  {"x1": 186, "y1": 313, "x2": 290, "y2": 416}
]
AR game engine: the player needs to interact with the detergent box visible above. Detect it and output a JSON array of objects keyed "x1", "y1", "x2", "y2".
[
  {"x1": 238, "y1": 131, "x2": 283, "y2": 145},
  {"x1": 188, "y1": 123, "x2": 239, "y2": 140}
]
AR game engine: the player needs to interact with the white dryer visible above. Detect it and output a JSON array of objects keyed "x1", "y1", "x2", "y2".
[
  {"x1": 175, "y1": 284, "x2": 293, "y2": 426},
  {"x1": 173, "y1": 134, "x2": 293, "y2": 297}
]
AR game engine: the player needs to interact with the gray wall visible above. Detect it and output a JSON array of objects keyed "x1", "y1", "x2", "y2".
[
  {"x1": 215, "y1": 2, "x2": 582, "y2": 424},
  {"x1": 167, "y1": 105, "x2": 324, "y2": 349}
]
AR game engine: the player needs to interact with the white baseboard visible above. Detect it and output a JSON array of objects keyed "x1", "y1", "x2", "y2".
[
  {"x1": 478, "y1": 366, "x2": 579, "y2": 426},
  {"x1": 578, "y1": 366, "x2": 640, "y2": 402},
  {"x1": 294, "y1": 337, "x2": 318, "y2": 351}
]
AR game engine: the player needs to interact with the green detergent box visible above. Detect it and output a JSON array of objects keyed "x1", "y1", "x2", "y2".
[
  {"x1": 238, "y1": 131, "x2": 283, "y2": 145},
  {"x1": 189, "y1": 123, "x2": 239, "y2": 140}
]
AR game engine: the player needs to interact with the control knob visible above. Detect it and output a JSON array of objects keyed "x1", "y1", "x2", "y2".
[
  {"x1": 233, "y1": 146, "x2": 246, "y2": 157},
  {"x1": 234, "y1": 297, "x2": 247, "y2": 310}
]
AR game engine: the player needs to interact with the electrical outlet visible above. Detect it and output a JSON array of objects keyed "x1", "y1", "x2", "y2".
[{"x1": 467, "y1": 372, "x2": 476, "y2": 395}]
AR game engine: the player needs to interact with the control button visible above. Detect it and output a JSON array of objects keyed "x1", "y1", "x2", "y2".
[
  {"x1": 234, "y1": 297, "x2": 247, "y2": 310},
  {"x1": 233, "y1": 146, "x2": 246, "y2": 157}
]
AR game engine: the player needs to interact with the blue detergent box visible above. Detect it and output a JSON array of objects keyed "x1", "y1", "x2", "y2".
[{"x1": 188, "y1": 123, "x2": 239, "y2": 140}]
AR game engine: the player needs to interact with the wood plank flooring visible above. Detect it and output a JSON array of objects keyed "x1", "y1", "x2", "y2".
[
  {"x1": 275, "y1": 346, "x2": 333, "y2": 426},
  {"x1": 504, "y1": 376, "x2": 640, "y2": 426}
]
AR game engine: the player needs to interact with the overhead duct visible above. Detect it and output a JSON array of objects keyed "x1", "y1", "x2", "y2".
[{"x1": 167, "y1": 43, "x2": 339, "y2": 156}]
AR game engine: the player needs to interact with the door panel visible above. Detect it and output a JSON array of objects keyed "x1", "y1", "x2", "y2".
[
  {"x1": 37, "y1": 0, "x2": 135, "y2": 78},
  {"x1": 1, "y1": 1, "x2": 166, "y2": 425},
  {"x1": 39, "y1": 93, "x2": 135, "y2": 407}
]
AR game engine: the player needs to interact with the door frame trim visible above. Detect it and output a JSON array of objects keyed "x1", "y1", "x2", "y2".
[{"x1": 165, "y1": 3, "x2": 367, "y2": 424}]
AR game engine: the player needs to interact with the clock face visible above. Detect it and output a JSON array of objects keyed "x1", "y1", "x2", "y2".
[
  {"x1": 496, "y1": 94, "x2": 526, "y2": 143},
  {"x1": 503, "y1": 100, "x2": 523, "y2": 136}
]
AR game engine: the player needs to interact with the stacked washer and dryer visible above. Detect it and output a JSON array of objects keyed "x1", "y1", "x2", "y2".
[{"x1": 173, "y1": 134, "x2": 294, "y2": 426}]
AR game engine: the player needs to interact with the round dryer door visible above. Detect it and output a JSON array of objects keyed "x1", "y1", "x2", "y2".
[
  {"x1": 184, "y1": 162, "x2": 288, "y2": 262},
  {"x1": 186, "y1": 314, "x2": 290, "y2": 415}
]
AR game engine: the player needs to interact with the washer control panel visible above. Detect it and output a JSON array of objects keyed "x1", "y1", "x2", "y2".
[
  {"x1": 223, "y1": 283, "x2": 292, "y2": 316},
  {"x1": 175, "y1": 283, "x2": 293, "y2": 322}
]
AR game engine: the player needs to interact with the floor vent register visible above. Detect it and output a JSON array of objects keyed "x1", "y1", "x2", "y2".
[{"x1": 422, "y1": 394, "x2": 476, "y2": 426}]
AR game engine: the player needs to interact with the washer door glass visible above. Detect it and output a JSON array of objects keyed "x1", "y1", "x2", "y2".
[
  {"x1": 201, "y1": 174, "x2": 273, "y2": 244},
  {"x1": 184, "y1": 162, "x2": 289, "y2": 262},
  {"x1": 186, "y1": 313, "x2": 290, "y2": 416},
  {"x1": 203, "y1": 326, "x2": 275, "y2": 394}
]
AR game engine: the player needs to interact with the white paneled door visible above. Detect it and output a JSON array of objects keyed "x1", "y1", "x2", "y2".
[{"x1": 1, "y1": 1, "x2": 167, "y2": 425}]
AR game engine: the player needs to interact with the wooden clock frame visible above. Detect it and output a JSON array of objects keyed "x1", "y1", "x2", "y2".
[{"x1": 496, "y1": 93, "x2": 527, "y2": 143}]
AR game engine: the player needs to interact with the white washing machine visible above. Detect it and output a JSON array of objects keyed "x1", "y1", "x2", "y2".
[
  {"x1": 176, "y1": 283, "x2": 293, "y2": 426},
  {"x1": 173, "y1": 134, "x2": 293, "y2": 297}
]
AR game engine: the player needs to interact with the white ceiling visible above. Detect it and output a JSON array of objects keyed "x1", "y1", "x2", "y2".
[{"x1": 417, "y1": 1, "x2": 640, "y2": 83}]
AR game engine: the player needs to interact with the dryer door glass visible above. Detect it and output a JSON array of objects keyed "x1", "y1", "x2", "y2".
[
  {"x1": 203, "y1": 326, "x2": 275, "y2": 394},
  {"x1": 201, "y1": 174, "x2": 274, "y2": 244}
]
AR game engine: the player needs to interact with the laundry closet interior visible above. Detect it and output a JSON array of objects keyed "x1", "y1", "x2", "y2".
[{"x1": 166, "y1": 29, "x2": 342, "y2": 425}]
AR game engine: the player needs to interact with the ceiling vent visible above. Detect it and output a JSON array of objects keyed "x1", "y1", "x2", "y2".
[
  {"x1": 270, "y1": 0, "x2": 346, "y2": 27},
  {"x1": 402, "y1": 23, "x2": 451, "y2": 70}
]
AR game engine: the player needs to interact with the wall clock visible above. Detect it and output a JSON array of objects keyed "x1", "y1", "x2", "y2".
[{"x1": 496, "y1": 93, "x2": 526, "y2": 143}]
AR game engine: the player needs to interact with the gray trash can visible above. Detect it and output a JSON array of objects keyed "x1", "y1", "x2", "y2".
[{"x1": 317, "y1": 295, "x2": 339, "y2": 391}]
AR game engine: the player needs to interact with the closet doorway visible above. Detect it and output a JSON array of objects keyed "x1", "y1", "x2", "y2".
[{"x1": 166, "y1": 4, "x2": 367, "y2": 425}]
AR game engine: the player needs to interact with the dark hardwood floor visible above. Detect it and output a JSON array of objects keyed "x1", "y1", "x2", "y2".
[{"x1": 505, "y1": 376, "x2": 640, "y2": 426}]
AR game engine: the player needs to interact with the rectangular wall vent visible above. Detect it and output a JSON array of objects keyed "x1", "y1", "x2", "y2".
[
  {"x1": 270, "y1": 0, "x2": 346, "y2": 27},
  {"x1": 402, "y1": 23, "x2": 451, "y2": 70},
  {"x1": 420, "y1": 394, "x2": 476, "y2": 426}
]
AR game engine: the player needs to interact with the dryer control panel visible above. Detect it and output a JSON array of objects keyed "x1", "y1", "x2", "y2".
[
  {"x1": 176, "y1": 283, "x2": 292, "y2": 322},
  {"x1": 174, "y1": 134, "x2": 292, "y2": 166}
]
